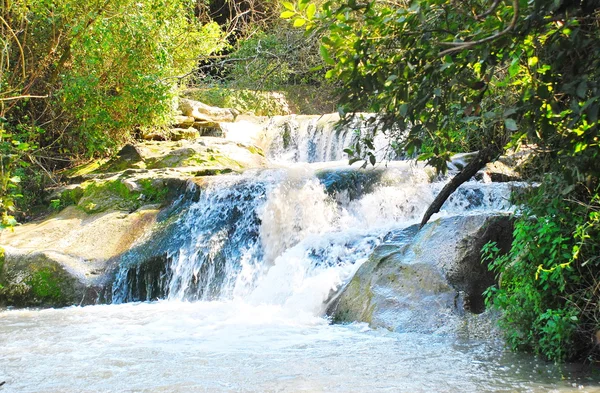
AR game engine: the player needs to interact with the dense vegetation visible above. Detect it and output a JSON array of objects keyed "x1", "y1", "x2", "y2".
[
  {"x1": 284, "y1": 0, "x2": 600, "y2": 361},
  {"x1": 2, "y1": 0, "x2": 599, "y2": 362},
  {"x1": 0, "y1": 0, "x2": 225, "y2": 225}
]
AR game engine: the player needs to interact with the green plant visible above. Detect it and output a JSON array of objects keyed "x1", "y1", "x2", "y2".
[
  {"x1": 282, "y1": 0, "x2": 600, "y2": 360},
  {"x1": 0, "y1": 0, "x2": 226, "y2": 225},
  {"x1": 485, "y1": 180, "x2": 600, "y2": 361}
]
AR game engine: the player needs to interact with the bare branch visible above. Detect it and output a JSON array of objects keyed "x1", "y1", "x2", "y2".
[{"x1": 0, "y1": 95, "x2": 48, "y2": 102}]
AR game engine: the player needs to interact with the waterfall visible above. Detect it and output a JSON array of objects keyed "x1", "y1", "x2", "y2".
[
  {"x1": 112, "y1": 115, "x2": 518, "y2": 312},
  {"x1": 222, "y1": 113, "x2": 395, "y2": 163}
]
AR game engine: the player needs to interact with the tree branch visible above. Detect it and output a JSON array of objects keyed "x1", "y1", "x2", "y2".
[
  {"x1": 420, "y1": 146, "x2": 500, "y2": 228},
  {"x1": 438, "y1": 0, "x2": 519, "y2": 56},
  {"x1": 475, "y1": 0, "x2": 502, "y2": 20}
]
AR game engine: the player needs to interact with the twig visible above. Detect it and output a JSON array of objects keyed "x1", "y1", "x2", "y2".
[
  {"x1": 0, "y1": 94, "x2": 48, "y2": 102},
  {"x1": 0, "y1": 15, "x2": 25, "y2": 79}
]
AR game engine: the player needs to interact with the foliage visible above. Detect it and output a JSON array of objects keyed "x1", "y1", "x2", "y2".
[
  {"x1": 0, "y1": 0, "x2": 225, "y2": 224},
  {"x1": 484, "y1": 181, "x2": 600, "y2": 361},
  {"x1": 282, "y1": 0, "x2": 600, "y2": 361},
  {"x1": 192, "y1": 0, "x2": 336, "y2": 112},
  {"x1": 284, "y1": 0, "x2": 599, "y2": 175},
  {"x1": 226, "y1": 27, "x2": 327, "y2": 89}
]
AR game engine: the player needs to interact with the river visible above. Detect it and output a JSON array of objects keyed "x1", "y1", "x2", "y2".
[{"x1": 1, "y1": 115, "x2": 599, "y2": 392}]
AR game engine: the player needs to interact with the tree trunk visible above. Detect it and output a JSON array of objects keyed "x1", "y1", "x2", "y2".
[{"x1": 420, "y1": 147, "x2": 500, "y2": 228}]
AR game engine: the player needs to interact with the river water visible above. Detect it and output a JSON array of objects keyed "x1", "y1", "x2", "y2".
[
  {"x1": 2, "y1": 301, "x2": 600, "y2": 393},
  {"x1": 1, "y1": 116, "x2": 600, "y2": 392}
]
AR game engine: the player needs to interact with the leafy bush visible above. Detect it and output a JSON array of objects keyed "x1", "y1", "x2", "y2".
[
  {"x1": 485, "y1": 180, "x2": 600, "y2": 361},
  {"x1": 0, "y1": 0, "x2": 225, "y2": 224}
]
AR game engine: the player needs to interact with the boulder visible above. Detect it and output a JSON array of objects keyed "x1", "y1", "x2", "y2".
[
  {"x1": 179, "y1": 98, "x2": 236, "y2": 123},
  {"x1": 0, "y1": 206, "x2": 161, "y2": 306},
  {"x1": 99, "y1": 144, "x2": 145, "y2": 172},
  {"x1": 173, "y1": 115, "x2": 195, "y2": 128},
  {"x1": 170, "y1": 127, "x2": 200, "y2": 141},
  {"x1": 329, "y1": 214, "x2": 513, "y2": 336}
]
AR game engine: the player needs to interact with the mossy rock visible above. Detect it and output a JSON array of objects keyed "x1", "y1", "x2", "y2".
[
  {"x1": 98, "y1": 144, "x2": 145, "y2": 173},
  {"x1": 76, "y1": 178, "x2": 169, "y2": 214},
  {"x1": 330, "y1": 215, "x2": 513, "y2": 335},
  {"x1": 145, "y1": 147, "x2": 244, "y2": 171},
  {"x1": 61, "y1": 159, "x2": 110, "y2": 180},
  {"x1": 0, "y1": 250, "x2": 84, "y2": 307}
]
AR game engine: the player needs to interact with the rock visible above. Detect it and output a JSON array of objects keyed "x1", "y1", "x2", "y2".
[
  {"x1": 476, "y1": 160, "x2": 521, "y2": 182},
  {"x1": 173, "y1": 115, "x2": 195, "y2": 128},
  {"x1": 179, "y1": 98, "x2": 235, "y2": 123},
  {"x1": 170, "y1": 127, "x2": 200, "y2": 141},
  {"x1": 141, "y1": 130, "x2": 168, "y2": 141},
  {"x1": 99, "y1": 144, "x2": 145, "y2": 173},
  {"x1": 330, "y1": 214, "x2": 513, "y2": 336},
  {"x1": 0, "y1": 206, "x2": 160, "y2": 307},
  {"x1": 0, "y1": 250, "x2": 87, "y2": 307}
]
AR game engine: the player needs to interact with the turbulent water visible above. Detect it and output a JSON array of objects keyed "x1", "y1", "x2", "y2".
[
  {"x1": 1, "y1": 116, "x2": 600, "y2": 392},
  {"x1": 2, "y1": 301, "x2": 600, "y2": 393}
]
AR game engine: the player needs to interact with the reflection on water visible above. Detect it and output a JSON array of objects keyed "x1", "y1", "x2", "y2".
[{"x1": 1, "y1": 301, "x2": 599, "y2": 393}]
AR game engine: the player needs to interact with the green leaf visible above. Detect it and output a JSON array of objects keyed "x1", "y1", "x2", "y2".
[
  {"x1": 298, "y1": 0, "x2": 309, "y2": 11},
  {"x1": 576, "y1": 81, "x2": 587, "y2": 99},
  {"x1": 417, "y1": 152, "x2": 434, "y2": 161},
  {"x1": 320, "y1": 44, "x2": 335, "y2": 65},
  {"x1": 306, "y1": 3, "x2": 316, "y2": 20},
  {"x1": 528, "y1": 56, "x2": 539, "y2": 67},
  {"x1": 280, "y1": 10, "x2": 295, "y2": 18},
  {"x1": 293, "y1": 18, "x2": 306, "y2": 27},
  {"x1": 504, "y1": 118, "x2": 518, "y2": 131},
  {"x1": 282, "y1": 2, "x2": 295, "y2": 11}
]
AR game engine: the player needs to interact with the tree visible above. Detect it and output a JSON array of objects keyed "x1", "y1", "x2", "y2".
[
  {"x1": 0, "y1": 0, "x2": 225, "y2": 225},
  {"x1": 284, "y1": 0, "x2": 600, "y2": 361}
]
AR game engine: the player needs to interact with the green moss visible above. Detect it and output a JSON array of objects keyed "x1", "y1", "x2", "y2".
[
  {"x1": 77, "y1": 179, "x2": 168, "y2": 213},
  {"x1": 0, "y1": 256, "x2": 79, "y2": 307},
  {"x1": 245, "y1": 145, "x2": 265, "y2": 157},
  {"x1": 27, "y1": 267, "x2": 63, "y2": 301},
  {"x1": 62, "y1": 159, "x2": 109, "y2": 179},
  {"x1": 50, "y1": 186, "x2": 85, "y2": 211},
  {"x1": 282, "y1": 123, "x2": 292, "y2": 149},
  {"x1": 333, "y1": 274, "x2": 375, "y2": 325}
]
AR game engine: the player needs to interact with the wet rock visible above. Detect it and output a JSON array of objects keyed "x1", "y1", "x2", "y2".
[
  {"x1": 0, "y1": 250, "x2": 87, "y2": 307},
  {"x1": 330, "y1": 214, "x2": 513, "y2": 335},
  {"x1": 192, "y1": 121, "x2": 224, "y2": 137},
  {"x1": 0, "y1": 206, "x2": 161, "y2": 307}
]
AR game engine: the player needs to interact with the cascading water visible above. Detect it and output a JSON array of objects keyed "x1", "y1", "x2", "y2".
[
  {"x1": 111, "y1": 148, "x2": 516, "y2": 314},
  {"x1": 3, "y1": 115, "x2": 599, "y2": 393}
]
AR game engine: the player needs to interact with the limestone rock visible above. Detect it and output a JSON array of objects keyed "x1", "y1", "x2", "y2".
[
  {"x1": 179, "y1": 98, "x2": 235, "y2": 123},
  {"x1": 330, "y1": 214, "x2": 513, "y2": 336},
  {"x1": 100, "y1": 144, "x2": 145, "y2": 172},
  {"x1": 0, "y1": 206, "x2": 160, "y2": 307},
  {"x1": 170, "y1": 127, "x2": 200, "y2": 141},
  {"x1": 173, "y1": 115, "x2": 195, "y2": 128}
]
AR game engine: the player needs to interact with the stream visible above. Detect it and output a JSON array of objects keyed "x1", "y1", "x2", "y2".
[{"x1": 1, "y1": 115, "x2": 599, "y2": 392}]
